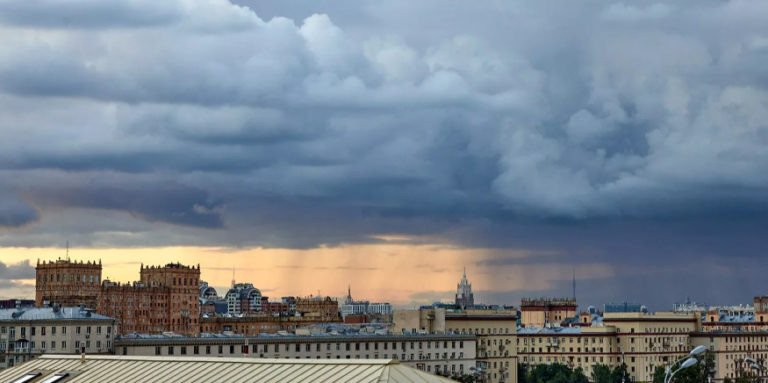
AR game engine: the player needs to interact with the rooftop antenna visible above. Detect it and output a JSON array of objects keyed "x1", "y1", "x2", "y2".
[
  {"x1": 572, "y1": 267, "x2": 576, "y2": 302},
  {"x1": 66, "y1": 241, "x2": 70, "y2": 261}
]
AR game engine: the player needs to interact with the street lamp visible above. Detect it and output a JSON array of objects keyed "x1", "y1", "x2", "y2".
[{"x1": 664, "y1": 346, "x2": 706, "y2": 383}]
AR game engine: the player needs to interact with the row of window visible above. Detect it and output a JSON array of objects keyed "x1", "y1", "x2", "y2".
[
  {"x1": 38, "y1": 274, "x2": 99, "y2": 284},
  {"x1": 147, "y1": 345, "x2": 465, "y2": 361},
  {"x1": 0, "y1": 340, "x2": 111, "y2": 351},
  {"x1": 0, "y1": 325, "x2": 111, "y2": 338}
]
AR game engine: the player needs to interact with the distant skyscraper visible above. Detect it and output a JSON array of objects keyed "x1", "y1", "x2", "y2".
[{"x1": 455, "y1": 268, "x2": 474, "y2": 309}]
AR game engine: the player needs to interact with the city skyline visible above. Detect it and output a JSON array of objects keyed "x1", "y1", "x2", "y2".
[
  {"x1": 1, "y1": 248, "x2": 763, "y2": 311},
  {"x1": 2, "y1": 0, "x2": 768, "y2": 310}
]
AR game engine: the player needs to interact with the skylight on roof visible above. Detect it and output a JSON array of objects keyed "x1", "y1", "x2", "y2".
[
  {"x1": 11, "y1": 372, "x2": 41, "y2": 383},
  {"x1": 39, "y1": 373, "x2": 70, "y2": 383}
]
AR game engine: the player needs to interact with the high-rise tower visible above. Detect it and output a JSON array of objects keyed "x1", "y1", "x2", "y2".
[{"x1": 455, "y1": 267, "x2": 475, "y2": 310}]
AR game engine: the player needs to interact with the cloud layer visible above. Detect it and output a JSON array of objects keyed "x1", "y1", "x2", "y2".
[{"x1": 0, "y1": 0, "x2": 767, "y2": 306}]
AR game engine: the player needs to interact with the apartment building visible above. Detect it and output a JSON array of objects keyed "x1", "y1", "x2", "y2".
[
  {"x1": 199, "y1": 314, "x2": 340, "y2": 336},
  {"x1": 35, "y1": 259, "x2": 102, "y2": 308},
  {"x1": 393, "y1": 307, "x2": 517, "y2": 383},
  {"x1": 0, "y1": 306, "x2": 115, "y2": 369},
  {"x1": 518, "y1": 311, "x2": 701, "y2": 382},
  {"x1": 520, "y1": 298, "x2": 577, "y2": 328},
  {"x1": 99, "y1": 263, "x2": 200, "y2": 336},
  {"x1": 115, "y1": 332, "x2": 477, "y2": 378}
]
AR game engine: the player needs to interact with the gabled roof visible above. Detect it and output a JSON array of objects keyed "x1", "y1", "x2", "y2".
[{"x1": 0, "y1": 355, "x2": 458, "y2": 383}]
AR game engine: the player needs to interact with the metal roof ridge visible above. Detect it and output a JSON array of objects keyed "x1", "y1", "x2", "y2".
[{"x1": 38, "y1": 355, "x2": 399, "y2": 365}]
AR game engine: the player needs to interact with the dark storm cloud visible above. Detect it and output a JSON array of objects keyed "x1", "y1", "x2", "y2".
[
  {"x1": 0, "y1": 260, "x2": 35, "y2": 290},
  {"x1": 0, "y1": 190, "x2": 38, "y2": 227},
  {"x1": 1, "y1": 0, "x2": 768, "y2": 306},
  {"x1": 0, "y1": 260, "x2": 34, "y2": 279},
  {"x1": 27, "y1": 183, "x2": 224, "y2": 229}
]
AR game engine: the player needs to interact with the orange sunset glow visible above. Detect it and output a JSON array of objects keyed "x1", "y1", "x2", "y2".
[{"x1": 0, "y1": 242, "x2": 612, "y2": 306}]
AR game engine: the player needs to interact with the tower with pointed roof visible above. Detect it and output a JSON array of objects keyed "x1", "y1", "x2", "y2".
[{"x1": 455, "y1": 267, "x2": 474, "y2": 310}]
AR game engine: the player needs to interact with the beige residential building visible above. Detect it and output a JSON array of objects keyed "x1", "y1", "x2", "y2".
[
  {"x1": 518, "y1": 311, "x2": 701, "y2": 382},
  {"x1": 393, "y1": 307, "x2": 517, "y2": 383},
  {"x1": 0, "y1": 306, "x2": 115, "y2": 369},
  {"x1": 116, "y1": 333, "x2": 476, "y2": 378},
  {"x1": 520, "y1": 298, "x2": 577, "y2": 328}
]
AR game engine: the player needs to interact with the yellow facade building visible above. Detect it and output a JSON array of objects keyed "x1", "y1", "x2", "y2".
[{"x1": 393, "y1": 307, "x2": 518, "y2": 383}]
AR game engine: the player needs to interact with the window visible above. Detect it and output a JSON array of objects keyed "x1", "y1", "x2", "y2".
[
  {"x1": 11, "y1": 373, "x2": 42, "y2": 383},
  {"x1": 39, "y1": 373, "x2": 69, "y2": 383},
  {"x1": 181, "y1": 346, "x2": 187, "y2": 355},
  {"x1": 194, "y1": 346, "x2": 199, "y2": 355},
  {"x1": 155, "y1": 346, "x2": 161, "y2": 355},
  {"x1": 168, "y1": 346, "x2": 174, "y2": 355}
]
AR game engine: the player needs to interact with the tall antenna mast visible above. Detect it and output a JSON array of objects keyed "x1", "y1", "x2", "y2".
[
  {"x1": 66, "y1": 241, "x2": 70, "y2": 261},
  {"x1": 572, "y1": 267, "x2": 576, "y2": 301}
]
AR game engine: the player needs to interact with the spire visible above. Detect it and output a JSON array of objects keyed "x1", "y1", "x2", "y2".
[
  {"x1": 231, "y1": 266, "x2": 235, "y2": 288},
  {"x1": 345, "y1": 285, "x2": 353, "y2": 305}
]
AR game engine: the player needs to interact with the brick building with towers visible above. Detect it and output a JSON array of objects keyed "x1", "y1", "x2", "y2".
[
  {"x1": 35, "y1": 258, "x2": 102, "y2": 308},
  {"x1": 99, "y1": 263, "x2": 201, "y2": 336},
  {"x1": 36, "y1": 259, "x2": 201, "y2": 336}
]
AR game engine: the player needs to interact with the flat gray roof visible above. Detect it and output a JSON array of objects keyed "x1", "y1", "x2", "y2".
[{"x1": 0, "y1": 307, "x2": 114, "y2": 322}]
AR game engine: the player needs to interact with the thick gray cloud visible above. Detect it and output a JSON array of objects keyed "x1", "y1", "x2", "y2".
[
  {"x1": 0, "y1": 189, "x2": 38, "y2": 227},
  {"x1": 0, "y1": 0, "x2": 767, "y2": 307},
  {"x1": 0, "y1": 260, "x2": 35, "y2": 291}
]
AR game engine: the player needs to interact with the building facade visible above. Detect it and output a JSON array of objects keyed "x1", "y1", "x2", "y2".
[
  {"x1": 115, "y1": 333, "x2": 477, "y2": 378},
  {"x1": 295, "y1": 296, "x2": 341, "y2": 321},
  {"x1": 455, "y1": 269, "x2": 474, "y2": 310},
  {"x1": 340, "y1": 287, "x2": 393, "y2": 318},
  {"x1": 35, "y1": 259, "x2": 102, "y2": 308},
  {"x1": 225, "y1": 283, "x2": 262, "y2": 315},
  {"x1": 199, "y1": 314, "x2": 340, "y2": 336},
  {"x1": 393, "y1": 307, "x2": 518, "y2": 383},
  {"x1": 0, "y1": 306, "x2": 115, "y2": 369},
  {"x1": 518, "y1": 311, "x2": 702, "y2": 382},
  {"x1": 520, "y1": 298, "x2": 577, "y2": 328},
  {"x1": 98, "y1": 263, "x2": 200, "y2": 336}
]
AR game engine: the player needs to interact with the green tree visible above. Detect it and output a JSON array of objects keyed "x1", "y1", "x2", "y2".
[
  {"x1": 591, "y1": 364, "x2": 613, "y2": 383},
  {"x1": 651, "y1": 365, "x2": 665, "y2": 383},
  {"x1": 651, "y1": 352, "x2": 716, "y2": 383},
  {"x1": 519, "y1": 363, "x2": 589, "y2": 383},
  {"x1": 450, "y1": 373, "x2": 477, "y2": 383},
  {"x1": 610, "y1": 364, "x2": 631, "y2": 383}
]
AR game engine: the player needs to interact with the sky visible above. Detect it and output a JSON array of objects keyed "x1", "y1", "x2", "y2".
[{"x1": 1, "y1": 0, "x2": 767, "y2": 309}]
